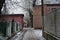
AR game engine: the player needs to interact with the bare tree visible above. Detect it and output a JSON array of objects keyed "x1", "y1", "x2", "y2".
[{"x1": 2, "y1": 0, "x2": 34, "y2": 27}]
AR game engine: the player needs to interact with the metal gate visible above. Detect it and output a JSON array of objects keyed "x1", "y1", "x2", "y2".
[{"x1": 0, "y1": 22, "x2": 7, "y2": 36}]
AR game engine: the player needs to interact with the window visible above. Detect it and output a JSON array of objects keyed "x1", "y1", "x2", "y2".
[
  {"x1": 16, "y1": 23, "x2": 18, "y2": 31},
  {"x1": 51, "y1": 8, "x2": 56, "y2": 11}
]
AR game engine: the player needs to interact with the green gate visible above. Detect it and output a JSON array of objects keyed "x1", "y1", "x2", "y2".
[
  {"x1": 11, "y1": 19, "x2": 15, "y2": 33},
  {"x1": 0, "y1": 22, "x2": 7, "y2": 36}
]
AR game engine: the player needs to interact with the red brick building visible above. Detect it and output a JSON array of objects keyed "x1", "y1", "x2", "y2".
[
  {"x1": 33, "y1": 4, "x2": 60, "y2": 29},
  {"x1": 33, "y1": 6, "x2": 42, "y2": 29},
  {"x1": 0, "y1": 14, "x2": 24, "y2": 23},
  {"x1": 0, "y1": 14, "x2": 24, "y2": 37}
]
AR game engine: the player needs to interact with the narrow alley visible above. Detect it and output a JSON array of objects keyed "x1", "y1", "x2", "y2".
[{"x1": 0, "y1": 0, "x2": 60, "y2": 40}]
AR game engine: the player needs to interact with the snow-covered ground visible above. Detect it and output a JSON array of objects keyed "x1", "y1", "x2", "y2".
[{"x1": 11, "y1": 28, "x2": 46, "y2": 40}]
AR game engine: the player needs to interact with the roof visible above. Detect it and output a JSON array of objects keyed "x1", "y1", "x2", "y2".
[{"x1": 0, "y1": 14, "x2": 24, "y2": 17}]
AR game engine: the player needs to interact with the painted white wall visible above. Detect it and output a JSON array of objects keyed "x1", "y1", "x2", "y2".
[
  {"x1": 14, "y1": 22, "x2": 17, "y2": 32},
  {"x1": 6, "y1": 22, "x2": 11, "y2": 37}
]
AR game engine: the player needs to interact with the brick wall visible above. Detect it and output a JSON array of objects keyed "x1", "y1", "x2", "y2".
[
  {"x1": 44, "y1": 5, "x2": 60, "y2": 15},
  {"x1": 33, "y1": 5, "x2": 60, "y2": 29},
  {"x1": 33, "y1": 6, "x2": 42, "y2": 29},
  {"x1": 0, "y1": 14, "x2": 24, "y2": 24}
]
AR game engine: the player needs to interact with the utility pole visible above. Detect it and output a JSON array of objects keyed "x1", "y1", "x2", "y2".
[{"x1": 41, "y1": 0, "x2": 44, "y2": 36}]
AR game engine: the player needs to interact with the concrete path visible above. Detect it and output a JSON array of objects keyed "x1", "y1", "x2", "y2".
[
  {"x1": 23, "y1": 29, "x2": 45, "y2": 40},
  {"x1": 11, "y1": 28, "x2": 46, "y2": 40}
]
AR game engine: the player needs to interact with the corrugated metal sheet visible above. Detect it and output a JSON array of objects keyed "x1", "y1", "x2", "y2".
[
  {"x1": 44, "y1": 12, "x2": 56, "y2": 35},
  {"x1": 44, "y1": 8, "x2": 60, "y2": 38},
  {"x1": 56, "y1": 9, "x2": 60, "y2": 37}
]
